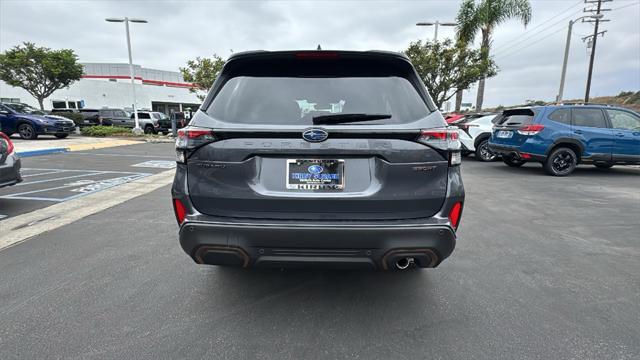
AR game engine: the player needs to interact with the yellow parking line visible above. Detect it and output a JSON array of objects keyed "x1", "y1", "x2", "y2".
[{"x1": 66, "y1": 139, "x2": 141, "y2": 152}]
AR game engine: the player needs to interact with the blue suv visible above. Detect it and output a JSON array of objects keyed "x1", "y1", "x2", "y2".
[
  {"x1": 489, "y1": 105, "x2": 640, "y2": 176},
  {"x1": 0, "y1": 102, "x2": 75, "y2": 140}
]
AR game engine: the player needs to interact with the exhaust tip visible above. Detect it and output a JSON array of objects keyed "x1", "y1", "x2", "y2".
[{"x1": 395, "y1": 257, "x2": 414, "y2": 270}]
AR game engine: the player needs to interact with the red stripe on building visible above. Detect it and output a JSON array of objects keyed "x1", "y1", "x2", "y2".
[{"x1": 82, "y1": 75, "x2": 194, "y2": 88}]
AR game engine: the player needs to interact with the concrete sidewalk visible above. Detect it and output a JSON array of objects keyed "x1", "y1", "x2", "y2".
[{"x1": 12, "y1": 136, "x2": 145, "y2": 157}]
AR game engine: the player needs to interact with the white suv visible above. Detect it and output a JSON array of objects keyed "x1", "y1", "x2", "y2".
[{"x1": 454, "y1": 114, "x2": 499, "y2": 161}]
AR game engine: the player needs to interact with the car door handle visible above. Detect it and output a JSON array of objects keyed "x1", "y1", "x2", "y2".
[
  {"x1": 573, "y1": 130, "x2": 583, "y2": 134},
  {"x1": 615, "y1": 133, "x2": 625, "y2": 137}
]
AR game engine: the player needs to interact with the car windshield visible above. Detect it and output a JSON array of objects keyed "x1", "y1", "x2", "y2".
[
  {"x1": 4, "y1": 103, "x2": 46, "y2": 115},
  {"x1": 207, "y1": 76, "x2": 430, "y2": 125}
]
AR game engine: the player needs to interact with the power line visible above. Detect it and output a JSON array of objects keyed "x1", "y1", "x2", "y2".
[
  {"x1": 492, "y1": 8, "x2": 584, "y2": 58},
  {"x1": 611, "y1": 2, "x2": 640, "y2": 11},
  {"x1": 494, "y1": 26, "x2": 568, "y2": 61},
  {"x1": 491, "y1": 0, "x2": 584, "y2": 53}
]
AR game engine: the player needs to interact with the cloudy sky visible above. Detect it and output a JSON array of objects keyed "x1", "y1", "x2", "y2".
[{"x1": 1, "y1": 0, "x2": 639, "y2": 107}]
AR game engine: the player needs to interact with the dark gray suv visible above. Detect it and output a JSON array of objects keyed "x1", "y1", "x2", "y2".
[{"x1": 171, "y1": 50, "x2": 465, "y2": 270}]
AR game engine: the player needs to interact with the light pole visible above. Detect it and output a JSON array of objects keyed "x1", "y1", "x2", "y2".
[
  {"x1": 556, "y1": 13, "x2": 603, "y2": 103},
  {"x1": 416, "y1": 21, "x2": 457, "y2": 41},
  {"x1": 105, "y1": 17, "x2": 148, "y2": 134}
]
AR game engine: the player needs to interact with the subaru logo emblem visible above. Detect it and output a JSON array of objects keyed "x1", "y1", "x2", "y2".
[
  {"x1": 308, "y1": 165, "x2": 324, "y2": 174},
  {"x1": 302, "y1": 128, "x2": 328, "y2": 142}
]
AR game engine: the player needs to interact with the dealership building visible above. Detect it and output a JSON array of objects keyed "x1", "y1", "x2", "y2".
[{"x1": 0, "y1": 63, "x2": 202, "y2": 114}]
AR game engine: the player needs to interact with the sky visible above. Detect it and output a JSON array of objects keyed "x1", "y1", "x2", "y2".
[{"x1": 1, "y1": 0, "x2": 639, "y2": 108}]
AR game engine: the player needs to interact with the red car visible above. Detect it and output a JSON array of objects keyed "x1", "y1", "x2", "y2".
[{"x1": 444, "y1": 113, "x2": 465, "y2": 124}]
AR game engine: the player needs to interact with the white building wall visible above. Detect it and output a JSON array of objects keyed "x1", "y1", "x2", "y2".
[
  {"x1": 0, "y1": 79, "x2": 202, "y2": 111},
  {"x1": 0, "y1": 62, "x2": 203, "y2": 111}
]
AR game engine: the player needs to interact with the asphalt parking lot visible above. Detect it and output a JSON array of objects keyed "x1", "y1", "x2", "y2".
[
  {"x1": 0, "y1": 143, "x2": 175, "y2": 219},
  {"x1": 0, "y1": 152, "x2": 639, "y2": 359}
]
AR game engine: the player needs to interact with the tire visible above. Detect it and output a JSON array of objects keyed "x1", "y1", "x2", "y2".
[
  {"x1": 475, "y1": 139, "x2": 496, "y2": 162},
  {"x1": 594, "y1": 163, "x2": 613, "y2": 169},
  {"x1": 55, "y1": 134, "x2": 69, "y2": 139},
  {"x1": 18, "y1": 123, "x2": 38, "y2": 140},
  {"x1": 502, "y1": 155, "x2": 526, "y2": 167},
  {"x1": 144, "y1": 125, "x2": 155, "y2": 134},
  {"x1": 544, "y1": 147, "x2": 577, "y2": 176}
]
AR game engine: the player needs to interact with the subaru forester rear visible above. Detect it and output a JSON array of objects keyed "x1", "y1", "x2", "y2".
[{"x1": 171, "y1": 50, "x2": 464, "y2": 270}]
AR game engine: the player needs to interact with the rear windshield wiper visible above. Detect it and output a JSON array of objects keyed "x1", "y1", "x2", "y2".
[{"x1": 312, "y1": 113, "x2": 392, "y2": 125}]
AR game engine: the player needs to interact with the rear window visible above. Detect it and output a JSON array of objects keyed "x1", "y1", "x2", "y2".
[
  {"x1": 206, "y1": 76, "x2": 430, "y2": 126},
  {"x1": 494, "y1": 109, "x2": 536, "y2": 126}
]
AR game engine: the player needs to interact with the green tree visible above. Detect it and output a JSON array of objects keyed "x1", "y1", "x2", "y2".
[
  {"x1": 456, "y1": 0, "x2": 532, "y2": 111},
  {"x1": 0, "y1": 42, "x2": 83, "y2": 110},
  {"x1": 179, "y1": 55, "x2": 226, "y2": 101},
  {"x1": 405, "y1": 39, "x2": 497, "y2": 110}
]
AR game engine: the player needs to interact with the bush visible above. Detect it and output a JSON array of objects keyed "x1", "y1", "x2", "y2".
[
  {"x1": 50, "y1": 111, "x2": 84, "y2": 126},
  {"x1": 80, "y1": 126, "x2": 132, "y2": 137}
]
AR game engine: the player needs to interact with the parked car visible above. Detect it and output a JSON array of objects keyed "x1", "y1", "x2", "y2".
[
  {"x1": 454, "y1": 113, "x2": 499, "y2": 161},
  {"x1": 489, "y1": 105, "x2": 640, "y2": 176},
  {"x1": 172, "y1": 50, "x2": 465, "y2": 271},
  {"x1": 157, "y1": 112, "x2": 188, "y2": 134},
  {"x1": 131, "y1": 111, "x2": 163, "y2": 134},
  {"x1": 0, "y1": 102, "x2": 74, "y2": 139},
  {"x1": 445, "y1": 113, "x2": 465, "y2": 124},
  {"x1": 0, "y1": 130, "x2": 22, "y2": 188},
  {"x1": 79, "y1": 108, "x2": 130, "y2": 127}
]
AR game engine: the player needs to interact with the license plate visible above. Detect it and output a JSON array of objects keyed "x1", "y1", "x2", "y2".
[
  {"x1": 286, "y1": 159, "x2": 344, "y2": 190},
  {"x1": 497, "y1": 130, "x2": 513, "y2": 138}
]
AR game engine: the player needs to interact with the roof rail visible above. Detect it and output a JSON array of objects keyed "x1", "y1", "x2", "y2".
[{"x1": 553, "y1": 102, "x2": 616, "y2": 107}]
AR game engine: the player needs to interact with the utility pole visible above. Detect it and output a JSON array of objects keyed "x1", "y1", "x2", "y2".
[
  {"x1": 583, "y1": 0, "x2": 611, "y2": 102},
  {"x1": 557, "y1": 13, "x2": 604, "y2": 102},
  {"x1": 416, "y1": 20, "x2": 457, "y2": 41}
]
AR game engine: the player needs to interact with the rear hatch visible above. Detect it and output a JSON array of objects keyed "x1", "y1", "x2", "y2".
[
  {"x1": 491, "y1": 108, "x2": 539, "y2": 147},
  {"x1": 183, "y1": 51, "x2": 453, "y2": 220}
]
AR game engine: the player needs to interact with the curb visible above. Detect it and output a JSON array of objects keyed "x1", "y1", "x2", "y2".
[{"x1": 16, "y1": 147, "x2": 69, "y2": 158}]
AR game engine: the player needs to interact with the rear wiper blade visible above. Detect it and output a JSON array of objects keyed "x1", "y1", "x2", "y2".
[{"x1": 312, "y1": 113, "x2": 392, "y2": 125}]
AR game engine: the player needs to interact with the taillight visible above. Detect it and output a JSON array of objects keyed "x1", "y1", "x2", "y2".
[
  {"x1": 172, "y1": 198, "x2": 187, "y2": 225},
  {"x1": 417, "y1": 128, "x2": 461, "y2": 166},
  {"x1": 517, "y1": 124, "x2": 544, "y2": 135},
  {"x1": 175, "y1": 127, "x2": 216, "y2": 163},
  {"x1": 0, "y1": 132, "x2": 14, "y2": 155},
  {"x1": 295, "y1": 51, "x2": 339, "y2": 59},
  {"x1": 448, "y1": 202, "x2": 463, "y2": 230}
]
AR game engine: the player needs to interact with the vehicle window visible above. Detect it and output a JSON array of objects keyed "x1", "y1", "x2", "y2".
[
  {"x1": 152, "y1": 113, "x2": 161, "y2": 120},
  {"x1": 494, "y1": 109, "x2": 536, "y2": 126},
  {"x1": 548, "y1": 109, "x2": 571, "y2": 125},
  {"x1": 3, "y1": 103, "x2": 46, "y2": 115},
  {"x1": 606, "y1": 109, "x2": 640, "y2": 130},
  {"x1": 115, "y1": 110, "x2": 126, "y2": 117},
  {"x1": 207, "y1": 76, "x2": 430, "y2": 125},
  {"x1": 102, "y1": 110, "x2": 114, "y2": 118},
  {"x1": 572, "y1": 108, "x2": 607, "y2": 128},
  {"x1": 137, "y1": 113, "x2": 151, "y2": 119}
]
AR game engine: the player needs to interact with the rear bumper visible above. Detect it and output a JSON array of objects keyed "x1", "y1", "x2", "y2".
[
  {"x1": 179, "y1": 220, "x2": 456, "y2": 270},
  {"x1": 0, "y1": 153, "x2": 22, "y2": 188},
  {"x1": 488, "y1": 143, "x2": 546, "y2": 161}
]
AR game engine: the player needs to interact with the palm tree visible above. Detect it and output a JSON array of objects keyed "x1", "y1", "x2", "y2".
[{"x1": 456, "y1": 0, "x2": 532, "y2": 111}]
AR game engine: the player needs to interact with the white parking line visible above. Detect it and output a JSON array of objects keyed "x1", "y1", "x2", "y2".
[
  {"x1": 16, "y1": 172, "x2": 103, "y2": 186},
  {"x1": 69, "y1": 152, "x2": 175, "y2": 159},
  {"x1": 21, "y1": 170, "x2": 64, "y2": 178}
]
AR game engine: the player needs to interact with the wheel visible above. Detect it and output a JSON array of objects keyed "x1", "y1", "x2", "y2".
[
  {"x1": 594, "y1": 163, "x2": 613, "y2": 169},
  {"x1": 55, "y1": 134, "x2": 69, "y2": 139},
  {"x1": 475, "y1": 139, "x2": 496, "y2": 162},
  {"x1": 144, "y1": 125, "x2": 155, "y2": 134},
  {"x1": 18, "y1": 123, "x2": 38, "y2": 140},
  {"x1": 502, "y1": 155, "x2": 526, "y2": 167},
  {"x1": 544, "y1": 147, "x2": 577, "y2": 176}
]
